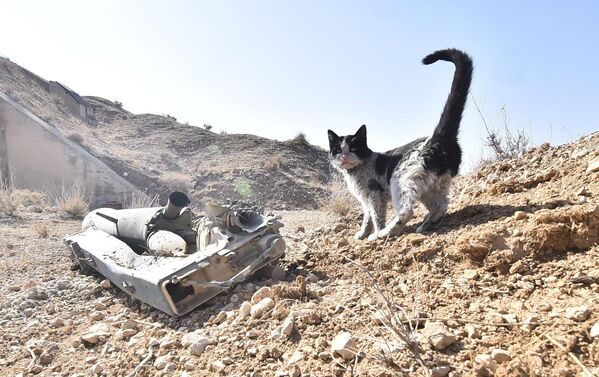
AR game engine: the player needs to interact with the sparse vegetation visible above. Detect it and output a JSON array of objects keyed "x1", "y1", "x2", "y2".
[
  {"x1": 285, "y1": 132, "x2": 309, "y2": 146},
  {"x1": 473, "y1": 99, "x2": 531, "y2": 165},
  {"x1": 159, "y1": 172, "x2": 191, "y2": 190},
  {"x1": 0, "y1": 177, "x2": 18, "y2": 217},
  {"x1": 220, "y1": 129, "x2": 228, "y2": 135},
  {"x1": 114, "y1": 100, "x2": 123, "y2": 108},
  {"x1": 15, "y1": 189, "x2": 46, "y2": 207},
  {"x1": 67, "y1": 133, "x2": 84, "y2": 144},
  {"x1": 262, "y1": 154, "x2": 284, "y2": 171},
  {"x1": 57, "y1": 184, "x2": 89, "y2": 219},
  {"x1": 128, "y1": 191, "x2": 159, "y2": 208},
  {"x1": 32, "y1": 222, "x2": 51, "y2": 238},
  {"x1": 203, "y1": 124, "x2": 213, "y2": 131},
  {"x1": 320, "y1": 176, "x2": 355, "y2": 216}
]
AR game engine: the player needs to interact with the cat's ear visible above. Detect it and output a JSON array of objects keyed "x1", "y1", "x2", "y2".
[
  {"x1": 327, "y1": 130, "x2": 339, "y2": 143},
  {"x1": 355, "y1": 124, "x2": 367, "y2": 139}
]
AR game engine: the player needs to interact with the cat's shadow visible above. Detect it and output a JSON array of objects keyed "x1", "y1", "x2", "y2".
[{"x1": 408, "y1": 199, "x2": 571, "y2": 235}]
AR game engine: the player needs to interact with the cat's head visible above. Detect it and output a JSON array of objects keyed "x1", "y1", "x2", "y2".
[{"x1": 327, "y1": 125, "x2": 372, "y2": 170}]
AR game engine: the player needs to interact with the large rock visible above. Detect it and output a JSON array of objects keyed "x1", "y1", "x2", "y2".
[
  {"x1": 421, "y1": 322, "x2": 456, "y2": 350},
  {"x1": 331, "y1": 332, "x2": 357, "y2": 360}
]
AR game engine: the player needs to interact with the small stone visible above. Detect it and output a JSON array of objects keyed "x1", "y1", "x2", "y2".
[
  {"x1": 537, "y1": 303, "x2": 553, "y2": 312},
  {"x1": 119, "y1": 329, "x2": 137, "y2": 338},
  {"x1": 90, "y1": 363, "x2": 103, "y2": 375},
  {"x1": 590, "y1": 322, "x2": 599, "y2": 338},
  {"x1": 331, "y1": 332, "x2": 357, "y2": 360},
  {"x1": 238, "y1": 301, "x2": 252, "y2": 319},
  {"x1": 184, "y1": 360, "x2": 195, "y2": 371},
  {"x1": 154, "y1": 355, "x2": 171, "y2": 370},
  {"x1": 509, "y1": 260, "x2": 530, "y2": 274},
  {"x1": 100, "y1": 279, "x2": 112, "y2": 289},
  {"x1": 491, "y1": 348, "x2": 511, "y2": 363},
  {"x1": 586, "y1": 160, "x2": 599, "y2": 174},
  {"x1": 421, "y1": 322, "x2": 456, "y2": 350},
  {"x1": 289, "y1": 365, "x2": 301, "y2": 377},
  {"x1": 566, "y1": 306, "x2": 591, "y2": 322},
  {"x1": 475, "y1": 354, "x2": 498, "y2": 372},
  {"x1": 247, "y1": 347, "x2": 258, "y2": 356},
  {"x1": 189, "y1": 337, "x2": 211, "y2": 356},
  {"x1": 463, "y1": 269, "x2": 479, "y2": 280},
  {"x1": 121, "y1": 319, "x2": 137, "y2": 330},
  {"x1": 287, "y1": 350, "x2": 304, "y2": 365},
  {"x1": 296, "y1": 226, "x2": 305, "y2": 233},
  {"x1": 7, "y1": 285, "x2": 21, "y2": 292},
  {"x1": 251, "y1": 287, "x2": 272, "y2": 304},
  {"x1": 337, "y1": 239, "x2": 349, "y2": 247},
  {"x1": 431, "y1": 365, "x2": 451, "y2": 377},
  {"x1": 89, "y1": 311, "x2": 105, "y2": 321},
  {"x1": 211, "y1": 360, "x2": 226, "y2": 372},
  {"x1": 51, "y1": 318, "x2": 64, "y2": 328},
  {"x1": 520, "y1": 314, "x2": 538, "y2": 332},
  {"x1": 181, "y1": 332, "x2": 202, "y2": 347},
  {"x1": 250, "y1": 297, "x2": 275, "y2": 319},
  {"x1": 281, "y1": 316, "x2": 294, "y2": 337},
  {"x1": 212, "y1": 310, "x2": 226, "y2": 324},
  {"x1": 465, "y1": 324, "x2": 480, "y2": 339},
  {"x1": 514, "y1": 211, "x2": 527, "y2": 220}
]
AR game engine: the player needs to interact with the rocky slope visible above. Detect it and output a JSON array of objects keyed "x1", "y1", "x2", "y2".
[
  {"x1": 0, "y1": 131, "x2": 598, "y2": 376},
  {"x1": 0, "y1": 57, "x2": 331, "y2": 210}
]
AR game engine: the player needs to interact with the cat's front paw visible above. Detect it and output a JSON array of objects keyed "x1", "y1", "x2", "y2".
[
  {"x1": 367, "y1": 232, "x2": 379, "y2": 242},
  {"x1": 354, "y1": 230, "x2": 368, "y2": 240}
]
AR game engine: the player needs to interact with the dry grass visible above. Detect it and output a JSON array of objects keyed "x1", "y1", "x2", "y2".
[
  {"x1": 14, "y1": 189, "x2": 46, "y2": 207},
  {"x1": 285, "y1": 132, "x2": 309, "y2": 146},
  {"x1": 57, "y1": 184, "x2": 89, "y2": 219},
  {"x1": 320, "y1": 176, "x2": 355, "y2": 216},
  {"x1": 159, "y1": 172, "x2": 191, "y2": 190},
  {"x1": 0, "y1": 178, "x2": 18, "y2": 217},
  {"x1": 472, "y1": 98, "x2": 531, "y2": 165},
  {"x1": 32, "y1": 222, "x2": 51, "y2": 238},
  {"x1": 128, "y1": 191, "x2": 159, "y2": 208},
  {"x1": 262, "y1": 154, "x2": 284, "y2": 171}
]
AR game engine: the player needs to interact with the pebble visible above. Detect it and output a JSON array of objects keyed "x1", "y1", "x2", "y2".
[
  {"x1": 421, "y1": 322, "x2": 456, "y2": 350},
  {"x1": 281, "y1": 315, "x2": 294, "y2": 337},
  {"x1": 465, "y1": 324, "x2": 480, "y2": 339},
  {"x1": 463, "y1": 269, "x2": 479, "y2": 280},
  {"x1": 475, "y1": 354, "x2": 498, "y2": 372},
  {"x1": 100, "y1": 279, "x2": 112, "y2": 289},
  {"x1": 89, "y1": 311, "x2": 105, "y2": 321},
  {"x1": 331, "y1": 332, "x2": 357, "y2": 360},
  {"x1": 431, "y1": 365, "x2": 451, "y2": 377},
  {"x1": 181, "y1": 332, "x2": 203, "y2": 347},
  {"x1": 212, "y1": 310, "x2": 226, "y2": 324},
  {"x1": 211, "y1": 360, "x2": 226, "y2": 372},
  {"x1": 154, "y1": 355, "x2": 171, "y2": 370},
  {"x1": 251, "y1": 287, "x2": 272, "y2": 304},
  {"x1": 590, "y1": 322, "x2": 599, "y2": 338},
  {"x1": 250, "y1": 297, "x2": 275, "y2": 319},
  {"x1": 565, "y1": 306, "x2": 591, "y2": 322},
  {"x1": 8, "y1": 285, "x2": 21, "y2": 292},
  {"x1": 287, "y1": 350, "x2": 304, "y2": 365},
  {"x1": 491, "y1": 348, "x2": 511, "y2": 363},
  {"x1": 586, "y1": 160, "x2": 599, "y2": 174},
  {"x1": 90, "y1": 363, "x2": 103, "y2": 375},
  {"x1": 238, "y1": 301, "x2": 252, "y2": 319},
  {"x1": 184, "y1": 360, "x2": 195, "y2": 371},
  {"x1": 51, "y1": 318, "x2": 64, "y2": 328},
  {"x1": 121, "y1": 319, "x2": 137, "y2": 330},
  {"x1": 513, "y1": 211, "x2": 527, "y2": 220},
  {"x1": 189, "y1": 337, "x2": 211, "y2": 356},
  {"x1": 522, "y1": 315, "x2": 539, "y2": 332}
]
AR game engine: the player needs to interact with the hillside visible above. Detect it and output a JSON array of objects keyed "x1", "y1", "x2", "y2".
[
  {"x1": 0, "y1": 130, "x2": 597, "y2": 376},
  {"x1": 0, "y1": 57, "x2": 331, "y2": 210}
]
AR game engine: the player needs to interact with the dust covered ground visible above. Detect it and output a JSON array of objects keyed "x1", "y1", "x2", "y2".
[{"x1": 1, "y1": 132, "x2": 599, "y2": 376}]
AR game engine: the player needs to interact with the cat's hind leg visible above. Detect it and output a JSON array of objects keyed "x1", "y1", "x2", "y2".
[{"x1": 417, "y1": 175, "x2": 451, "y2": 233}]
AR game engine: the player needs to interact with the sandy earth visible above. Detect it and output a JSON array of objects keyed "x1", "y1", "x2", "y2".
[{"x1": 1, "y1": 132, "x2": 598, "y2": 377}]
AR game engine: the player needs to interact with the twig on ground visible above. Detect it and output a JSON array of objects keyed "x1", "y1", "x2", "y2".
[
  {"x1": 544, "y1": 334, "x2": 594, "y2": 377},
  {"x1": 26, "y1": 346, "x2": 36, "y2": 370},
  {"x1": 127, "y1": 349, "x2": 154, "y2": 377}
]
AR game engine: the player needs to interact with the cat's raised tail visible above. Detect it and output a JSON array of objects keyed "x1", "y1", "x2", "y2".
[{"x1": 422, "y1": 48, "x2": 473, "y2": 142}]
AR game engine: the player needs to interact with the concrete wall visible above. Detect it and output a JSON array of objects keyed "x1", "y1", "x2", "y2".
[
  {"x1": 48, "y1": 81, "x2": 92, "y2": 121},
  {"x1": 0, "y1": 92, "x2": 136, "y2": 207}
]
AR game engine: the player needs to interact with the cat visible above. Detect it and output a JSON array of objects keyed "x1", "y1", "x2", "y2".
[{"x1": 327, "y1": 48, "x2": 473, "y2": 241}]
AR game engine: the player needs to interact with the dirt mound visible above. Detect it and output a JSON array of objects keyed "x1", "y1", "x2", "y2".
[{"x1": 0, "y1": 58, "x2": 331, "y2": 210}]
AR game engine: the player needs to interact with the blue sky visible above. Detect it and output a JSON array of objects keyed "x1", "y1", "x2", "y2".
[{"x1": 1, "y1": 1, "x2": 598, "y2": 170}]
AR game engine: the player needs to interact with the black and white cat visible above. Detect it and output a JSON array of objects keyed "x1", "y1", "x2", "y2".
[{"x1": 328, "y1": 48, "x2": 473, "y2": 241}]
